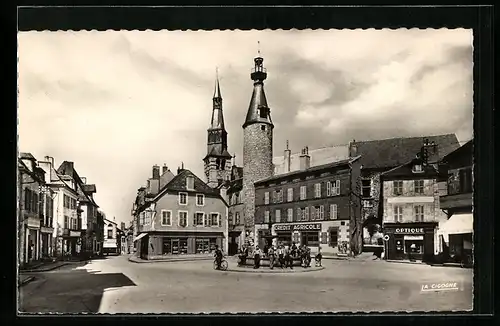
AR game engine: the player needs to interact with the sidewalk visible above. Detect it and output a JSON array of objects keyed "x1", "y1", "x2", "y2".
[
  {"x1": 128, "y1": 254, "x2": 214, "y2": 264},
  {"x1": 226, "y1": 265, "x2": 325, "y2": 274},
  {"x1": 18, "y1": 275, "x2": 36, "y2": 287},
  {"x1": 19, "y1": 261, "x2": 71, "y2": 273}
]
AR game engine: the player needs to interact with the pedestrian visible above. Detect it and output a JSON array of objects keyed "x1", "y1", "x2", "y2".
[
  {"x1": 214, "y1": 245, "x2": 223, "y2": 270},
  {"x1": 284, "y1": 245, "x2": 293, "y2": 269},
  {"x1": 277, "y1": 245, "x2": 285, "y2": 268},
  {"x1": 305, "y1": 246, "x2": 312, "y2": 267},
  {"x1": 315, "y1": 246, "x2": 323, "y2": 267},
  {"x1": 254, "y1": 245, "x2": 262, "y2": 269},
  {"x1": 268, "y1": 245, "x2": 276, "y2": 269}
]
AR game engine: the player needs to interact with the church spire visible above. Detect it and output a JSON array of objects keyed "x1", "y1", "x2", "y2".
[
  {"x1": 214, "y1": 67, "x2": 222, "y2": 99},
  {"x1": 243, "y1": 48, "x2": 273, "y2": 129}
]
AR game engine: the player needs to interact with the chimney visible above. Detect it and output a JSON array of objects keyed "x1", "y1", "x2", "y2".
[
  {"x1": 152, "y1": 165, "x2": 160, "y2": 179},
  {"x1": 44, "y1": 156, "x2": 54, "y2": 166},
  {"x1": 162, "y1": 164, "x2": 169, "y2": 175},
  {"x1": 284, "y1": 140, "x2": 291, "y2": 173},
  {"x1": 349, "y1": 139, "x2": 358, "y2": 157},
  {"x1": 299, "y1": 146, "x2": 311, "y2": 170},
  {"x1": 81, "y1": 177, "x2": 87, "y2": 184},
  {"x1": 177, "y1": 162, "x2": 185, "y2": 175}
]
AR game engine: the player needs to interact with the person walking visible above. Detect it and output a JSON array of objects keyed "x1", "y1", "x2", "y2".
[
  {"x1": 315, "y1": 246, "x2": 323, "y2": 267},
  {"x1": 268, "y1": 245, "x2": 276, "y2": 269},
  {"x1": 284, "y1": 244, "x2": 293, "y2": 269},
  {"x1": 254, "y1": 246, "x2": 262, "y2": 269},
  {"x1": 277, "y1": 245, "x2": 285, "y2": 268}
]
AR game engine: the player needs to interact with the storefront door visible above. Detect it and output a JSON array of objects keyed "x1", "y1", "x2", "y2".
[{"x1": 394, "y1": 237, "x2": 405, "y2": 260}]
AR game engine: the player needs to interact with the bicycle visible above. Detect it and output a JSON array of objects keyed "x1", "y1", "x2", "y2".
[
  {"x1": 213, "y1": 258, "x2": 228, "y2": 271},
  {"x1": 461, "y1": 254, "x2": 473, "y2": 268}
]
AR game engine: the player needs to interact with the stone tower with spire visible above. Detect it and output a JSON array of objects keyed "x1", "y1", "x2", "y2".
[
  {"x1": 204, "y1": 70, "x2": 233, "y2": 188},
  {"x1": 242, "y1": 53, "x2": 274, "y2": 234}
]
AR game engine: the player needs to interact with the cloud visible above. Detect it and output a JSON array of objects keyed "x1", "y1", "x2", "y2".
[{"x1": 17, "y1": 29, "x2": 473, "y2": 226}]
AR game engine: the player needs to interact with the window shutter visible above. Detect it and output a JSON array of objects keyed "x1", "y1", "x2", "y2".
[
  {"x1": 327, "y1": 182, "x2": 331, "y2": 196},
  {"x1": 321, "y1": 232, "x2": 328, "y2": 244},
  {"x1": 320, "y1": 205, "x2": 324, "y2": 220},
  {"x1": 218, "y1": 214, "x2": 221, "y2": 227},
  {"x1": 305, "y1": 207, "x2": 309, "y2": 220},
  {"x1": 336, "y1": 180, "x2": 341, "y2": 195},
  {"x1": 311, "y1": 207, "x2": 316, "y2": 220}
]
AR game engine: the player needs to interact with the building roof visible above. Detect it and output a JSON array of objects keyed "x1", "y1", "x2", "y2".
[
  {"x1": 20, "y1": 152, "x2": 36, "y2": 160},
  {"x1": 273, "y1": 145, "x2": 350, "y2": 175},
  {"x1": 353, "y1": 134, "x2": 460, "y2": 169},
  {"x1": 256, "y1": 156, "x2": 361, "y2": 185},
  {"x1": 152, "y1": 169, "x2": 222, "y2": 202},
  {"x1": 441, "y1": 139, "x2": 473, "y2": 163},
  {"x1": 380, "y1": 158, "x2": 441, "y2": 180}
]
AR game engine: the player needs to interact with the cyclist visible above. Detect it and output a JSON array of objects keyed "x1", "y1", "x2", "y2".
[{"x1": 214, "y1": 245, "x2": 223, "y2": 270}]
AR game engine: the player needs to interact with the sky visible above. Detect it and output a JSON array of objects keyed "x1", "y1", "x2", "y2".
[{"x1": 18, "y1": 29, "x2": 473, "y2": 226}]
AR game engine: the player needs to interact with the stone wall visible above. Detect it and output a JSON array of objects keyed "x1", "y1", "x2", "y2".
[{"x1": 242, "y1": 123, "x2": 274, "y2": 234}]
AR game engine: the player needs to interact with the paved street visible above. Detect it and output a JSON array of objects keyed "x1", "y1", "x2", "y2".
[{"x1": 19, "y1": 255, "x2": 473, "y2": 313}]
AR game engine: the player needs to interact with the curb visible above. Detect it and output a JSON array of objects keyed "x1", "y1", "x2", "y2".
[
  {"x1": 224, "y1": 266, "x2": 325, "y2": 274},
  {"x1": 128, "y1": 257, "x2": 214, "y2": 264},
  {"x1": 18, "y1": 276, "x2": 36, "y2": 287},
  {"x1": 20, "y1": 262, "x2": 70, "y2": 273}
]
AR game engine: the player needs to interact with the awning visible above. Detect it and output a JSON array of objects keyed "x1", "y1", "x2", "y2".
[
  {"x1": 133, "y1": 233, "x2": 147, "y2": 242},
  {"x1": 438, "y1": 213, "x2": 473, "y2": 235}
]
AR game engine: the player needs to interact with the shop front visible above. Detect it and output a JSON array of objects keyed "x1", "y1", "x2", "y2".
[
  {"x1": 273, "y1": 223, "x2": 322, "y2": 248},
  {"x1": 383, "y1": 222, "x2": 437, "y2": 262},
  {"x1": 437, "y1": 213, "x2": 473, "y2": 262},
  {"x1": 142, "y1": 231, "x2": 225, "y2": 260}
]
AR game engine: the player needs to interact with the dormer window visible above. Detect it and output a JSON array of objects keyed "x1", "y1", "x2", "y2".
[
  {"x1": 413, "y1": 164, "x2": 423, "y2": 173},
  {"x1": 186, "y1": 176, "x2": 194, "y2": 190},
  {"x1": 259, "y1": 106, "x2": 268, "y2": 118}
]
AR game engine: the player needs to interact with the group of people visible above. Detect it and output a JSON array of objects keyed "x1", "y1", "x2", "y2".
[{"x1": 238, "y1": 242, "x2": 323, "y2": 269}]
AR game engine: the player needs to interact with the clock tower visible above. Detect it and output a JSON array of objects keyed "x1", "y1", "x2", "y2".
[{"x1": 203, "y1": 70, "x2": 232, "y2": 188}]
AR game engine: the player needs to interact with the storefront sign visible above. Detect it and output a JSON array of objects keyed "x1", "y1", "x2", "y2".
[
  {"x1": 274, "y1": 223, "x2": 322, "y2": 232},
  {"x1": 70, "y1": 231, "x2": 81, "y2": 237},
  {"x1": 404, "y1": 235, "x2": 424, "y2": 240},
  {"x1": 395, "y1": 228, "x2": 424, "y2": 234}
]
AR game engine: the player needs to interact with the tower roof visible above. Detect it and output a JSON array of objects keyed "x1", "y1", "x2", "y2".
[
  {"x1": 209, "y1": 71, "x2": 225, "y2": 130},
  {"x1": 243, "y1": 55, "x2": 273, "y2": 128},
  {"x1": 214, "y1": 68, "x2": 222, "y2": 98}
]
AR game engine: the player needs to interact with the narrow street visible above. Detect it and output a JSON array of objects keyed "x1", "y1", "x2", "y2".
[{"x1": 19, "y1": 255, "x2": 473, "y2": 313}]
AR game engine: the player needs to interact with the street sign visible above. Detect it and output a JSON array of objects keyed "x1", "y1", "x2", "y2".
[{"x1": 383, "y1": 235, "x2": 390, "y2": 241}]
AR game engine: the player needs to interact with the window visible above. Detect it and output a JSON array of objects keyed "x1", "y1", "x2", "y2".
[
  {"x1": 179, "y1": 192, "x2": 188, "y2": 205},
  {"x1": 161, "y1": 210, "x2": 172, "y2": 226},
  {"x1": 195, "y1": 212, "x2": 204, "y2": 226},
  {"x1": 414, "y1": 180, "x2": 424, "y2": 194},
  {"x1": 276, "y1": 190, "x2": 283, "y2": 203},
  {"x1": 259, "y1": 107, "x2": 268, "y2": 119},
  {"x1": 393, "y1": 181, "x2": 403, "y2": 196},
  {"x1": 300, "y1": 186, "x2": 307, "y2": 200},
  {"x1": 414, "y1": 205, "x2": 424, "y2": 222},
  {"x1": 287, "y1": 208, "x2": 293, "y2": 222},
  {"x1": 186, "y1": 176, "x2": 195, "y2": 190},
  {"x1": 304, "y1": 207, "x2": 309, "y2": 221},
  {"x1": 394, "y1": 206, "x2": 403, "y2": 222},
  {"x1": 413, "y1": 164, "x2": 423, "y2": 173},
  {"x1": 275, "y1": 209, "x2": 281, "y2": 223},
  {"x1": 296, "y1": 207, "x2": 302, "y2": 222},
  {"x1": 302, "y1": 232, "x2": 319, "y2": 246},
  {"x1": 264, "y1": 192, "x2": 269, "y2": 204},
  {"x1": 107, "y1": 229, "x2": 113, "y2": 239},
  {"x1": 330, "y1": 229, "x2": 338, "y2": 247},
  {"x1": 319, "y1": 205, "x2": 325, "y2": 220},
  {"x1": 261, "y1": 125, "x2": 266, "y2": 131},
  {"x1": 330, "y1": 204, "x2": 338, "y2": 220},
  {"x1": 314, "y1": 183, "x2": 321, "y2": 198},
  {"x1": 287, "y1": 188, "x2": 293, "y2": 202},
  {"x1": 178, "y1": 211, "x2": 188, "y2": 227},
  {"x1": 228, "y1": 213, "x2": 233, "y2": 226},
  {"x1": 209, "y1": 213, "x2": 219, "y2": 227},
  {"x1": 195, "y1": 238, "x2": 216, "y2": 254},
  {"x1": 64, "y1": 216, "x2": 69, "y2": 229},
  {"x1": 196, "y1": 194, "x2": 205, "y2": 206},
  {"x1": 332, "y1": 180, "x2": 340, "y2": 196},
  {"x1": 361, "y1": 179, "x2": 371, "y2": 198},
  {"x1": 264, "y1": 211, "x2": 270, "y2": 223},
  {"x1": 235, "y1": 212, "x2": 240, "y2": 225},
  {"x1": 326, "y1": 181, "x2": 331, "y2": 196},
  {"x1": 72, "y1": 218, "x2": 78, "y2": 230}
]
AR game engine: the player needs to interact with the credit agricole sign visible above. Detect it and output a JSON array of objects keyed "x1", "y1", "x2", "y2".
[{"x1": 274, "y1": 223, "x2": 322, "y2": 232}]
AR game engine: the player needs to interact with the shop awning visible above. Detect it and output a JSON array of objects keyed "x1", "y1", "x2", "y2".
[
  {"x1": 133, "y1": 233, "x2": 147, "y2": 242},
  {"x1": 438, "y1": 213, "x2": 473, "y2": 235}
]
